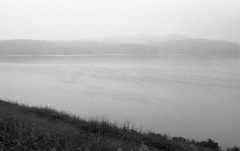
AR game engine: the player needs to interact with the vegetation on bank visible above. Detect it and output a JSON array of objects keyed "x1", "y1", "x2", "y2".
[{"x1": 0, "y1": 99, "x2": 235, "y2": 151}]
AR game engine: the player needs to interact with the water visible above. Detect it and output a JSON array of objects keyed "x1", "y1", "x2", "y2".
[{"x1": 0, "y1": 55, "x2": 239, "y2": 148}]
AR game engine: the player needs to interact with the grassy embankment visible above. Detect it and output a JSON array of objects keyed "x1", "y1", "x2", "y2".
[{"x1": 0, "y1": 99, "x2": 219, "y2": 151}]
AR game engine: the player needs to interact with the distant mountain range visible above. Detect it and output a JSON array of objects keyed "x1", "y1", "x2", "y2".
[
  {"x1": 97, "y1": 34, "x2": 189, "y2": 44},
  {"x1": 0, "y1": 34, "x2": 239, "y2": 57}
]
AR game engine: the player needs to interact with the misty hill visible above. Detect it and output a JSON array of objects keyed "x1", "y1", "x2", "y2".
[
  {"x1": 56, "y1": 41, "x2": 160, "y2": 54},
  {"x1": 0, "y1": 40, "x2": 159, "y2": 55},
  {"x1": 0, "y1": 40, "x2": 86, "y2": 55},
  {"x1": 97, "y1": 34, "x2": 189, "y2": 44},
  {"x1": 0, "y1": 39, "x2": 239, "y2": 57},
  {"x1": 152, "y1": 39, "x2": 240, "y2": 56},
  {"x1": 163, "y1": 34, "x2": 190, "y2": 41},
  {"x1": 53, "y1": 39, "x2": 240, "y2": 57}
]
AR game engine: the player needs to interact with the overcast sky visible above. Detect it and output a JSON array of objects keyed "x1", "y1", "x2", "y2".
[{"x1": 0, "y1": 0, "x2": 239, "y2": 42}]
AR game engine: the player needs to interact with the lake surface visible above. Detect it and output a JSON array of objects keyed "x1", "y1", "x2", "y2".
[{"x1": 0, "y1": 55, "x2": 239, "y2": 148}]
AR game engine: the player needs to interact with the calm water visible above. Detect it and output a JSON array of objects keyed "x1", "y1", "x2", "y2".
[{"x1": 0, "y1": 55, "x2": 239, "y2": 148}]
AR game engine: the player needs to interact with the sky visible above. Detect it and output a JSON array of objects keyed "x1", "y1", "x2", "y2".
[{"x1": 0, "y1": 0, "x2": 239, "y2": 42}]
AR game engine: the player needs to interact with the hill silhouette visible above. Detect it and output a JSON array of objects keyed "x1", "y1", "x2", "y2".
[{"x1": 0, "y1": 37, "x2": 239, "y2": 57}]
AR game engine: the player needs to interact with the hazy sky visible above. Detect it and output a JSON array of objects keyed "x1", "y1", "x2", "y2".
[{"x1": 0, "y1": 0, "x2": 239, "y2": 42}]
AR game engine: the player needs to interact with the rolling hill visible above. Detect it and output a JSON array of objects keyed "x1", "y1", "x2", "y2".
[{"x1": 0, "y1": 37, "x2": 239, "y2": 57}]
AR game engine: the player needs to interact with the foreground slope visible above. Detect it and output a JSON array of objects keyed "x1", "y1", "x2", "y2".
[{"x1": 0, "y1": 99, "x2": 221, "y2": 151}]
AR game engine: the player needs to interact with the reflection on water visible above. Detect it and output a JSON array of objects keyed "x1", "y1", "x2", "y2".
[{"x1": 0, "y1": 55, "x2": 239, "y2": 148}]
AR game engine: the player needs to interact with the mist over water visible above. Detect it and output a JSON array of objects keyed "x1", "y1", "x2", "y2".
[{"x1": 0, "y1": 55, "x2": 239, "y2": 148}]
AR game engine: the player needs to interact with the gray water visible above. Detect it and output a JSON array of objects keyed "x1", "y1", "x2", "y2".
[{"x1": 0, "y1": 55, "x2": 239, "y2": 148}]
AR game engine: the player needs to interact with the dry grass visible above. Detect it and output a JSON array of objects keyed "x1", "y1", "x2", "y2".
[{"x1": 0, "y1": 99, "x2": 221, "y2": 151}]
